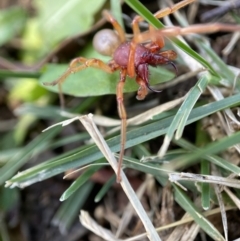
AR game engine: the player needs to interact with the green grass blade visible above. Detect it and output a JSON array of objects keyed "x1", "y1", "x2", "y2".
[
  {"x1": 124, "y1": 0, "x2": 164, "y2": 28},
  {"x1": 60, "y1": 165, "x2": 101, "y2": 201},
  {"x1": 201, "y1": 160, "x2": 211, "y2": 210},
  {"x1": 53, "y1": 182, "x2": 94, "y2": 233},
  {"x1": 94, "y1": 175, "x2": 115, "y2": 202},
  {"x1": 6, "y1": 93, "x2": 240, "y2": 187},
  {"x1": 0, "y1": 126, "x2": 61, "y2": 186},
  {"x1": 175, "y1": 74, "x2": 209, "y2": 138},
  {"x1": 200, "y1": 39, "x2": 236, "y2": 82},
  {"x1": 174, "y1": 184, "x2": 225, "y2": 241},
  {"x1": 159, "y1": 74, "x2": 209, "y2": 156},
  {"x1": 172, "y1": 137, "x2": 240, "y2": 174},
  {"x1": 0, "y1": 69, "x2": 40, "y2": 79},
  {"x1": 196, "y1": 122, "x2": 211, "y2": 210}
]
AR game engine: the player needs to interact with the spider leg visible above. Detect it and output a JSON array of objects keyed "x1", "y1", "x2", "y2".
[
  {"x1": 159, "y1": 51, "x2": 178, "y2": 76},
  {"x1": 151, "y1": 0, "x2": 196, "y2": 20},
  {"x1": 102, "y1": 10, "x2": 126, "y2": 43},
  {"x1": 43, "y1": 57, "x2": 118, "y2": 107},
  {"x1": 136, "y1": 23, "x2": 240, "y2": 44},
  {"x1": 159, "y1": 23, "x2": 240, "y2": 36},
  {"x1": 116, "y1": 68, "x2": 127, "y2": 183},
  {"x1": 135, "y1": 76, "x2": 148, "y2": 100},
  {"x1": 44, "y1": 57, "x2": 115, "y2": 86},
  {"x1": 159, "y1": 50, "x2": 177, "y2": 60},
  {"x1": 127, "y1": 0, "x2": 196, "y2": 77},
  {"x1": 144, "y1": 38, "x2": 165, "y2": 53}
]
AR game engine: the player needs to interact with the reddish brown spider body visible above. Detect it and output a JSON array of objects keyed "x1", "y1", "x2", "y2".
[
  {"x1": 44, "y1": 0, "x2": 240, "y2": 183},
  {"x1": 114, "y1": 42, "x2": 176, "y2": 89},
  {"x1": 113, "y1": 41, "x2": 177, "y2": 97}
]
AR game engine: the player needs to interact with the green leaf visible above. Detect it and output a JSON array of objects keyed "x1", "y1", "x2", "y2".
[
  {"x1": 9, "y1": 79, "x2": 47, "y2": 102},
  {"x1": 0, "y1": 6, "x2": 27, "y2": 46},
  {"x1": 41, "y1": 63, "x2": 175, "y2": 96},
  {"x1": 35, "y1": 0, "x2": 107, "y2": 51}
]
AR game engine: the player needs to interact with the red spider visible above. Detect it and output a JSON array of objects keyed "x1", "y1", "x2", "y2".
[{"x1": 44, "y1": 0, "x2": 240, "y2": 182}]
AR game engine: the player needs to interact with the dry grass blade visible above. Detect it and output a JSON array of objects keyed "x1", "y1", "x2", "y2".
[
  {"x1": 179, "y1": 222, "x2": 200, "y2": 241},
  {"x1": 169, "y1": 173, "x2": 240, "y2": 189},
  {"x1": 123, "y1": 207, "x2": 235, "y2": 241},
  {"x1": 214, "y1": 184, "x2": 228, "y2": 241},
  {"x1": 157, "y1": 68, "x2": 205, "y2": 89},
  {"x1": 224, "y1": 187, "x2": 240, "y2": 210},
  {"x1": 127, "y1": 96, "x2": 186, "y2": 125},
  {"x1": 42, "y1": 117, "x2": 80, "y2": 132},
  {"x1": 222, "y1": 32, "x2": 240, "y2": 56},
  {"x1": 166, "y1": 212, "x2": 198, "y2": 241},
  {"x1": 208, "y1": 86, "x2": 240, "y2": 125},
  {"x1": 155, "y1": 207, "x2": 235, "y2": 233},
  {"x1": 108, "y1": 96, "x2": 186, "y2": 136},
  {"x1": 78, "y1": 114, "x2": 161, "y2": 241},
  {"x1": 79, "y1": 211, "x2": 122, "y2": 241}
]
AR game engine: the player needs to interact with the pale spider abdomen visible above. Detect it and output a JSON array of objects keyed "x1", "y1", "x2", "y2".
[{"x1": 93, "y1": 29, "x2": 121, "y2": 56}]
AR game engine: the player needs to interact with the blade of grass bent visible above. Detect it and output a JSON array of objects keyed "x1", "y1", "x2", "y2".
[
  {"x1": 175, "y1": 74, "x2": 209, "y2": 138},
  {"x1": 158, "y1": 74, "x2": 209, "y2": 157}
]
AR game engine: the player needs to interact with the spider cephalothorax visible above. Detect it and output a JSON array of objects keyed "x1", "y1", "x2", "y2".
[{"x1": 113, "y1": 41, "x2": 177, "y2": 98}]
